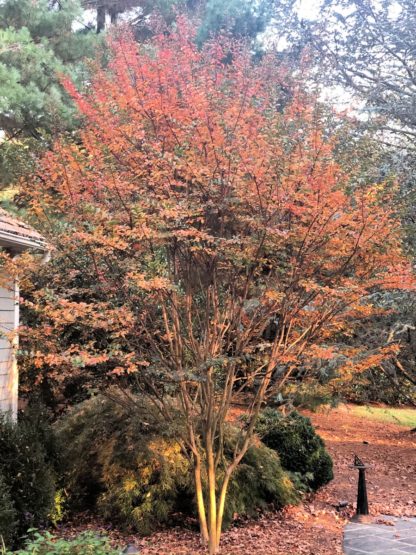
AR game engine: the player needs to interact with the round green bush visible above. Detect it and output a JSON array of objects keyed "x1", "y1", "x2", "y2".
[
  {"x1": 255, "y1": 408, "x2": 333, "y2": 490},
  {"x1": 57, "y1": 394, "x2": 299, "y2": 533}
]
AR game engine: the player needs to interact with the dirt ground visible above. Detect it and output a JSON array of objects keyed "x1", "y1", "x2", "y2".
[
  {"x1": 58, "y1": 405, "x2": 416, "y2": 555},
  {"x1": 308, "y1": 405, "x2": 416, "y2": 520}
]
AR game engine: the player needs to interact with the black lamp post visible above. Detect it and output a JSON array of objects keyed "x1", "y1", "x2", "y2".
[{"x1": 350, "y1": 454, "x2": 369, "y2": 516}]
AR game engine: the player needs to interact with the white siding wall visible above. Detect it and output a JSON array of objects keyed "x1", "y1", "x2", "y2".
[{"x1": 0, "y1": 278, "x2": 19, "y2": 419}]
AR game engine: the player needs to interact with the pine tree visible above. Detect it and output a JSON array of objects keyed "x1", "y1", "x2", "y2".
[{"x1": 0, "y1": 0, "x2": 98, "y2": 186}]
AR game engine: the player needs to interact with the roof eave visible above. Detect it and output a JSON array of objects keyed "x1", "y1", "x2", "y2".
[{"x1": 0, "y1": 230, "x2": 47, "y2": 252}]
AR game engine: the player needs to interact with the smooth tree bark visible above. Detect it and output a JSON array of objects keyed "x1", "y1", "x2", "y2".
[{"x1": 14, "y1": 19, "x2": 413, "y2": 553}]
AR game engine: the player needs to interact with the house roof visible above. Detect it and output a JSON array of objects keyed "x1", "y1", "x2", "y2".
[{"x1": 0, "y1": 208, "x2": 46, "y2": 252}]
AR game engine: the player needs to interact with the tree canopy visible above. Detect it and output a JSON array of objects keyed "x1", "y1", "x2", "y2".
[{"x1": 314, "y1": 0, "x2": 416, "y2": 141}]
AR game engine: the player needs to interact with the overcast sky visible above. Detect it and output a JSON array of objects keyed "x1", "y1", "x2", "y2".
[{"x1": 297, "y1": 0, "x2": 323, "y2": 19}]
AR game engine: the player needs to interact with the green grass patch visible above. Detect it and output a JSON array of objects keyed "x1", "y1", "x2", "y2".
[{"x1": 351, "y1": 405, "x2": 416, "y2": 428}]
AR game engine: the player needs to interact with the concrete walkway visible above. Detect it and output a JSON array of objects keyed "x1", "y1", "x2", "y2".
[{"x1": 344, "y1": 516, "x2": 416, "y2": 555}]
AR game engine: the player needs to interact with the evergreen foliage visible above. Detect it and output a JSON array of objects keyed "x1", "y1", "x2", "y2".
[
  {"x1": 0, "y1": 472, "x2": 18, "y2": 549},
  {"x1": 0, "y1": 411, "x2": 56, "y2": 548},
  {"x1": 80, "y1": 0, "x2": 278, "y2": 44},
  {"x1": 195, "y1": 0, "x2": 273, "y2": 45},
  {"x1": 56, "y1": 394, "x2": 299, "y2": 534},
  {"x1": 255, "y1": 409, "x2": 333, "y2": 490},
  {"x1": 0, "y1": 0, "x2": 96, "y2": 136},
  {"x1": 56, "y1": 394, "x2": 191, "y2": 533},
  {"x1": 224, "y1": 435, "x2": 299, "y2": 528},
  {"x1": 0, "y1": 0, "x2": 97, "y2": 186}
]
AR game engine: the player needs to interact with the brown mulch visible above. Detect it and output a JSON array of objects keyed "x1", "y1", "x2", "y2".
[{"x1": 55, "y1": 404, "x2": 416, "y2": 554}]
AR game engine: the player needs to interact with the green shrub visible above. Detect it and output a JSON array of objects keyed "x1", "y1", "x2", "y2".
[
  {"x1": 255, "y1": 408, "x2": 333, "y2": 490},
  {"x1": 0, "y1": 410, "x2": 56, "y2": 548},
  {"x1": 56, "y1": 394, "x2": 193, "y2": 534},
  {"x1": 57, "y1": 394, "x2": 299, "y2": 533},
  {"x1": 21, "y1": 404, "x2": 61, "y2": 472},
  {"x1": 96, "y1": 436, "x2": 193, "y2": 535},
  {"x1": 8, "y1": 531, "x2": 119, "y2": 555},
  {"x1": 224, "y1": 435, "x2": 299, "y2": 528},
  {"x1": 0, "y1": 471, "x2": 18, "y2": 548}
]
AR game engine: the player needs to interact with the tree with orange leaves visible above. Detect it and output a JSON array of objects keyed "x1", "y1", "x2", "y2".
[{"x1": 16, "y1": 19, "x2": 413, "y2": 554}]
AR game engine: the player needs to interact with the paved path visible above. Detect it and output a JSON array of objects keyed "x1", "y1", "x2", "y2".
[{"x1": 344, "y1": 516, "x2": 416, "y2": 555}]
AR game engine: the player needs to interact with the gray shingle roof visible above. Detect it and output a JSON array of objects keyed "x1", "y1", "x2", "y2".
[{"x1": 0, "y1": 208, "x2": 46, "y2": 250}]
